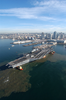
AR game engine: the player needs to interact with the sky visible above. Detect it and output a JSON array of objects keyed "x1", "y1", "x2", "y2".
[{"x1": 0, "y1": 0, "x2": 66, "y2": 33}]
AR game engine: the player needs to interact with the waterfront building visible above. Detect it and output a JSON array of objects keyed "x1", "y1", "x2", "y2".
[
  {"x1": 46, "y1": 33, "x2": 51, "y2": 39},
  {"x1": 28, "y1": 37, "x2": 31, "y2": 40},
  {"x1": 41, "y1": 32, "x2": 45, "y2": 39},
  {"x1": 60, "y1": 33, "x2": 64, "y2": 39},
  {"x1": 57, "y1": 34, "x2": 60, "y2": 39},
  {"x1": 47, "y1": 39, "x2": 57, "y2": 42},
  {"x1": 54, "y1": 31, "x2": 57, "y2": 39},
  {"x1": 49, "y1": 34, "x2": 53, "y2": 39},
  {"x1": 48, "y1": 42, "x2": 57, "y2": 45},
  {"x1": 57, "y1": 40, "x2": 66, "y2": 43}
]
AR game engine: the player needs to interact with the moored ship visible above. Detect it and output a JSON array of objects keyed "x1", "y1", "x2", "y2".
[{"x1": 6, "y1": 47, "x2": 54, "y2": 69}]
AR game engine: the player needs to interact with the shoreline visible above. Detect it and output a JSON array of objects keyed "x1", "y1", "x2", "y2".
[{"x1": 57, "y1": 43, "x2": 66, "y2": 44}]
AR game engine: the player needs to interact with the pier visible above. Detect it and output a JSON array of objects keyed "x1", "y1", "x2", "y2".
[
  {"x1": 11, "y1": 40, "x2": 33, "y2": 44},
  {"x1": 33, "y1": 44, "x2": 53, "y2": 49},
  {"x1": 11, "y1": 39, "x2": 46, "y2": 45},
  {"x1": 23, "y1": 42, "x2": 41, "y2": 47}
]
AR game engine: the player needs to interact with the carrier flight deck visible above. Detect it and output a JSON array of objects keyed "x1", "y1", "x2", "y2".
[{"x1": 6, "y1": 47, "x2": 54, "y2": 68}]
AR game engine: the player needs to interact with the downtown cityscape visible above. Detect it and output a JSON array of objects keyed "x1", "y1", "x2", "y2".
[{"x1": 0, "y1": 31, "x2": 66, "y2": 40}]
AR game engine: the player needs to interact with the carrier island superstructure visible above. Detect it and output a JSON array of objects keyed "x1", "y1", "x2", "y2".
[{"x1": 6, "y1": 45, "x2": 54, "y2": 68}]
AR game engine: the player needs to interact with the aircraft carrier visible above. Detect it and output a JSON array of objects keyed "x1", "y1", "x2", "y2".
[{"x1": 6, "y1": 47, "x2": 53, "y2": 68}]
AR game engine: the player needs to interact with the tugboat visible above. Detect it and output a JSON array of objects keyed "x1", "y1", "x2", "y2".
[
  {"x1": 43, "y1": 55, "x2": 46, "y2": 58},
  {"x1": 52, "y1": 51, "x2": 54, "y2": 55},
  {"x1": 52, "y1": 51, "x2": 55, "y2": 54},
  {"x1": 49, "y1": 51, "x2": 55, "y2": 55},
  {"x1": 17, "y1": 66, "x2": 23, "y2": 70}
]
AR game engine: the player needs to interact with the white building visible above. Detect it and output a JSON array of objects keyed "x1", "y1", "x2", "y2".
[
  {"x1": 57, "y1": 40, "x2": 66, "y2": 43},
  {"x1": 48, "y1": 42, "x2": 57, "y2": 45},
  {"x1": 47, "y1": 39, "x2": 57, "y2": 42}
]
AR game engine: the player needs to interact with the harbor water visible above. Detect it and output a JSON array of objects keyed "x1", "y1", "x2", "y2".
[{"x1": 0, "y1": 39, "x2": 66, "y2": 100}]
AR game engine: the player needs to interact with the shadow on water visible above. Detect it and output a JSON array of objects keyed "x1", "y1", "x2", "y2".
[
  {"x1": 0, "y1": 53, "x2": 24, "y2": 71},
  {"x1": 0, "y1": 65, "x2": 9, "y2": 71},
  {"x1": 0, "y1": 61, "x2": 66, "y2": 100}
]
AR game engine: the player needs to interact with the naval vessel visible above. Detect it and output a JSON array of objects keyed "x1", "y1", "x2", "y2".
[{"x1": 6, "y1": 47, "x2": 54, "y2": 68}]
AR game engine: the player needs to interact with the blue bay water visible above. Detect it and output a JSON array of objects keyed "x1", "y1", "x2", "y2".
[
  {"x1": 53, "y1": 44, "x2": 66, "y2": 55},
  {"x1": 0, "y1": 39, "x2": 66, "y2": 100},
  {"x1": 0, "y1": 39, "x2": 33, "y2": 65}
]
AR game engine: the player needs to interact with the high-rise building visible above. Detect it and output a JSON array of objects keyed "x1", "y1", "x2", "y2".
[
  {"x1": 41, "y1": 32, "x2": 44, "y2": 39},
  {"x1": 60, "y1": 33, "x2": 64, "y2": 39},
  {"x1": 54, "y1": 31, "x2": 57, "y2": 39},
  {"x1": 50, "y1": 34, "x2": 53, "y2": 39},
  {"x1": 46, "y1": 33, "x2": 50, "y2": 39}
]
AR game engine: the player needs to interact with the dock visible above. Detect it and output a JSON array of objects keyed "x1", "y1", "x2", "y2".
[
  {"x1": 23, "y1": 42, "x2": 41, "y2": 47},
  {"x1": 33, "y1": 44, "x2": 53, "y2": 49},
  {"x1": 11, "y1": 40, "x2": 33, "y2": 44}
]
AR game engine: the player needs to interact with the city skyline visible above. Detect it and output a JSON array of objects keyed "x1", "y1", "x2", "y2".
[{"x1": 0, "y1": 0, "x2": 66, "y2": 33}]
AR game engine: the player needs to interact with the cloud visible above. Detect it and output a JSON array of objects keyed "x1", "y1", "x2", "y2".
[
  {"x1": 34, "y1": 0, "x2": 66, "y2": 12},
  {"x1": 34, "y1": 0, "x2": 66, "y2": 7},
  {"x1": 0, "y1": 7, "x2": 56, "y2": 21},
  {"x1": 0, "y1": 0, "x2": 66, "y2": 22}
]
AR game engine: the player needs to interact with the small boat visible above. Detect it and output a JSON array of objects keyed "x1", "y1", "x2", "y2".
[
  {"x1": 12, "y1": 45, "x2": 14, "y2": 47},
  {"x1": 17, "y1": 66, "x2": 23, "y2": 70},
  {"x1": 8, "y1": 48, "x2": 10, "y2": 50},
  {"x1": 43, "y1": 55, "x2": 46, "y2": 58},
  {"x1": 53, "y1": 51, "x2": 55, "y2": 53},
  {"x1": 49, "y1": 51, "x2": 55, "y2": 54},
  {"x1": 52, "y1": 51, "x2": 55, "y2": 54},
  {"x1": 52, "y1": 52, "x2": 54, "y2": 55},
  {"x1": 12, "y1": 38, "x2": 15, "y2": 41}
]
